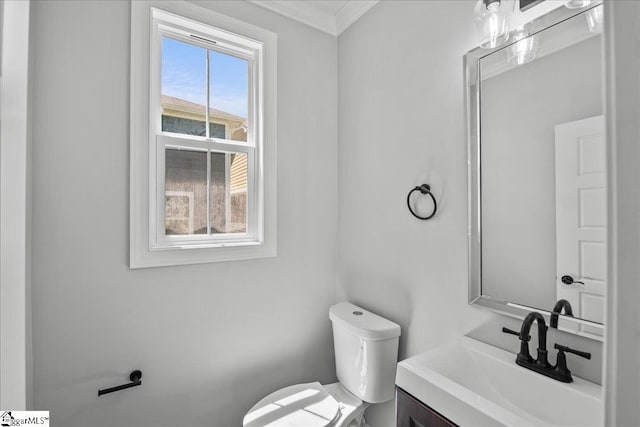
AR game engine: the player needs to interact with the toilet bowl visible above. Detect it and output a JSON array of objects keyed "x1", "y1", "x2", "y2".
[
  {"x1": 243, "y1": 381, "x2": 369, "y2": 427},
  {"x1": 243, "y1": 302, "x2": 401, "y2": 427}
]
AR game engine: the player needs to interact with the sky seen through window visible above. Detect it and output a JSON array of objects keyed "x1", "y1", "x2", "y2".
[{"x1": 162, "y1": 37, "x2": 249, "y2": 118}]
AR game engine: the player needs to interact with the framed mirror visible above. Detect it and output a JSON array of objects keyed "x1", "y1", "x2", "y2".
[{"x1": 466, "y1": 2, "x2": 605, "y2": 340}]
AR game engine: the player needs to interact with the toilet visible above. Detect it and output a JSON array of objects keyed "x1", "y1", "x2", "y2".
[{"x1": 243, "y1": 302, "x2": 401, "y2": 427}]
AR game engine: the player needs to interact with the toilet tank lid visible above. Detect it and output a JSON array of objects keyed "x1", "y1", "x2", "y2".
[{"x1": 329, "y1": 302, "x2": 401, "y2": 340}]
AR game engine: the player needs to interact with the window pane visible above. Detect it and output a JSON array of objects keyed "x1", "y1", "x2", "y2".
[
  {"x1": 165, "y1": 149, "x2": 208, "y2": 235},
  {"x1": 161, "y1": 37, "x2": 207, "y2": 136},
  {"x1": 209, "y1": 50, "x2": 248, "y2": 142},
  {"x1": 229, "y1": 153, "x2": 248, "y2": 233},
  {"x1": 210, "y1": 152, "x2": 248, "y2": 233},
  {"x1": 210, "y1": 122, "x2": 226, "y2": 139}
]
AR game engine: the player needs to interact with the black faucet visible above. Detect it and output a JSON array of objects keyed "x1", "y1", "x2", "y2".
[
  {"x1": 502, "y1": 311, "x2": 591, "y2": 383},
  {"x1": 550, "y1": 299, "x2": 574, "y2": 329},
  {"x1": 504, "y1": 311, "x2": 550, "y2": 368}
]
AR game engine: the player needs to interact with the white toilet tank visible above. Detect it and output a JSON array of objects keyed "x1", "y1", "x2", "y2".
[{"x1": 329, "y1": 302, "x2": 401, "y2": 404}]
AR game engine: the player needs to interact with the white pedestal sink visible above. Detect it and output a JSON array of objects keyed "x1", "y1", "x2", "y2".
[{"x1": 395, "y1": 336, "x2": 602, "y2": 427}]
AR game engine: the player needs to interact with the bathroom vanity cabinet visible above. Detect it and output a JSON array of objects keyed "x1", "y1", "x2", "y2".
[{"x1": 396, "y1": 387, "x2": 457, "y2": 427}]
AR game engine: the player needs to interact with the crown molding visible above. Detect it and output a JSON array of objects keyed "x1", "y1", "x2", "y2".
[
  {"x1": 246, "y1": 0, "x2": 379, "y2": 36},
  {"x1": 335, "y1": 1, "x2": 379, "y2": 35}
]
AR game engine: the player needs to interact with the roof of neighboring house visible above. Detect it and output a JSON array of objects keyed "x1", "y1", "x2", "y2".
[{"x1": 161, "y1": 95, "x2": 246, "y2": 123}]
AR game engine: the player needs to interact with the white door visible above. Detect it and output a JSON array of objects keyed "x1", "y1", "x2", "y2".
[{"x1": 555, "y1": 115, "x2": 606, "y2": 338}]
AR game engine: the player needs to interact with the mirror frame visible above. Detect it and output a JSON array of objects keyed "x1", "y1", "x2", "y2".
[{"x1": 465, "y1": 2, "x2": 605, "y2": 339}]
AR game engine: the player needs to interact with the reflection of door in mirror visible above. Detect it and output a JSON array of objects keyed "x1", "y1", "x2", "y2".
[{"x1": 555, "y1": 115, "x2": 605, "y2": 338}]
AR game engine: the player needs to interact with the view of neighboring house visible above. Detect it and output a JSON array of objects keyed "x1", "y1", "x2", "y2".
[
  {"x1": 161, "y1": 95, "x2": 247, "y2": 141},
  {"x1": 162, "y1": 95, "x2": 248, "y2": 235}
]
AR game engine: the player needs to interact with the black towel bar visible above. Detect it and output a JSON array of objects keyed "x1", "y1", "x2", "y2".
[{"x1": 98, "y1": 370, "x2": 142, "y2": 396}]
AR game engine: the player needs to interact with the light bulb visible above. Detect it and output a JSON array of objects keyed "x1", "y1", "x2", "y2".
[
  {"x1": 488, "y1": 13, "x2": 499, "y2": 40},
  {"x1": 507, "y1": 25, "x2": 539, "y2": 66},
  {"x1": 586, "y1": 5, "x2": 603, "y2": 33}
]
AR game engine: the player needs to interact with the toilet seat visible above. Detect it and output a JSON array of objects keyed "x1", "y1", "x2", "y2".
[{"x1": 243, "y1": 382, "x2": 341, "y2": 427}]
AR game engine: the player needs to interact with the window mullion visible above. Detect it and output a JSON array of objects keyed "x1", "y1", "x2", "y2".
[
  {"x1": 206, "y1": 150, "x2": 211, "y2": 235},
  {"x1": 205, "y1": 48, "x2": 210, "y2": 139},
  {"x1": 225, "y1": 153, "x2": 231, "y2": 232}
]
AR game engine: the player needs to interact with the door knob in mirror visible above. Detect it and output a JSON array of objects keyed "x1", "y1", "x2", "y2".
[{"x1": 561, "y1": 275, "x2": 584, "y2": 285}]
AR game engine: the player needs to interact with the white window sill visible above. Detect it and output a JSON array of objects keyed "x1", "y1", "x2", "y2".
[{"x1": 131, "y1": 240, "x2": 276, "y2": 269}]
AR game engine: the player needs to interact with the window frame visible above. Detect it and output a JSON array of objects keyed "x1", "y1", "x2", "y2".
[{"x1": 130, "y1": 1, "x2": 277, "y2": 268}]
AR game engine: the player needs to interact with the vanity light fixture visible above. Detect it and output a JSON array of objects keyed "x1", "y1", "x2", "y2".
[
  {"x1": 474, "y1": 0, "x2": 515, "y2": 49},
  {"x1": 506, "y1": 25, "x2": 539, "y2": 65},
  {"x1": 564, "y1": 0, "x2": 596, "y2": 9}
]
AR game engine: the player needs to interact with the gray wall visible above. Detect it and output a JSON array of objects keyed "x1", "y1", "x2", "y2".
[
  {"x1": 481, "y1": 36, "x2": 603, "y2": 311},
  {"x1": 30, "y1": 1, "x2": 338, "y2": 426},
  {"x1": 338, "y1": 2, "x2": 491, "y2": 425},
  {"x1": 28, "y1": 1, "x2": 614, "y2": 426},
  {"x1": 337, "y1": 2, "x2": 603, "y2": 426}
]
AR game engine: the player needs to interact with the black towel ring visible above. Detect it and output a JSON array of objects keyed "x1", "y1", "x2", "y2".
[{"x1": 407, "y1": 184, "x2": 437, "y2": 220}]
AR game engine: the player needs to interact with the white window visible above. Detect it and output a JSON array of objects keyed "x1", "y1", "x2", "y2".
[{"x1": 131, "y1": 2, "x2": 277, "y2": 268}]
